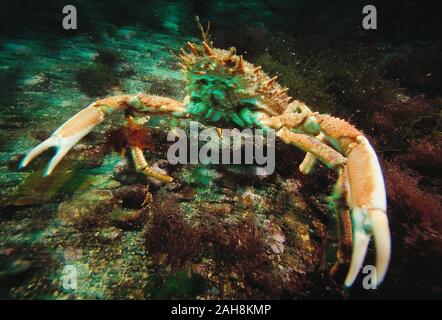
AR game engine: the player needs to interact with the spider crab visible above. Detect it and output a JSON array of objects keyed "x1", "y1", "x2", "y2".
[{"x1": 19, "y1": 22, "x2": 390, "y2": 288}]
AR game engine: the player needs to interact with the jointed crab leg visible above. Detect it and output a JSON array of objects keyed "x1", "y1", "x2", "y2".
[
  {"x1": 19, "y1": 99, "x2": 124, "y2": 176},
  {"x1": 310, "y1": 113, "x2": 390, "y2": 286},
  {"x1": 299, "y1": 133, "x2": 325, "y2": 174},
  {"x1": 328, "y1": 167, "x2": 353, "y2": 283},
  {"x1": 124, "y1": 115, "x2": 174, "y2": 183},
  {"x1": 130, "y1": 145, "x2": 173, "y2": 183},
  {"x1": 344, "y1": 135, "x2": 390, "y2": 287},
  {"x1": 262, "y1": 105, "x2": 390, "y2": 287},
  {"x1": 276, "y1": 127, "x2": 347, "y2": 169},
  {"x1": 20, "y1": 94, "x2": 185, "y2": 175}
]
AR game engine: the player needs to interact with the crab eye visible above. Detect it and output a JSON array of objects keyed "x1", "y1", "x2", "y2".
[{"x1": 225, "y1": 59, "x2": 235, "y2": 68}]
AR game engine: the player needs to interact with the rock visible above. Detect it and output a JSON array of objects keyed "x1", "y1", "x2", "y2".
[
  {"x1": 23, "y1": 72, "x2": 49, "y2": 90},
  {"x1": 113, "y1": 184, "x2": 151, "y2": 208},
  {"x1": 57, "y1": 190, "x2": 115, "y2": 228},
  {"x1": 165, "y1": 181, "x2": 182, "y2": 192},
  {"x1": 110, "y1": 207, "x2": 145, "y2": 228},
  {"x1": 74, "y1": 144, "x2": 106, "y2": 168},
  {"x1": 113, "y1": 158, "x2": 171, "y2": 187},
  {"x1": 156, "y1": 159, "x2": 169, "y2": 169},
  {"x1": 199, "y1": 203, "x2": 233, "y2": 216},
  {"x1": 96, "y1": 227, "x2": 123, "y2": 242},
  {"x1": 113, "y1": 158, "x2": 139, "y2": 185},
  {"x1": 240, "y1": 188, "x2": 263, "y2": 209},
  {"x1": 263, "y1": 219, "x2": 286, "y2": 255},
  {"x1": 146, "y1": 162, "x2": 169, "y2": 187},
  {"x1": 176, "y1": 185, "x2": 196, "y2": 202}
]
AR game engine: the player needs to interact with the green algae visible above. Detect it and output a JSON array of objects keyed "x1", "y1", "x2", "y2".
[
  {"x1": 184, "y1": 165, "x2": 218, "y2": 187},
  {"x1": 1, "y1": 161, "x2": 96, "y2": 207}
]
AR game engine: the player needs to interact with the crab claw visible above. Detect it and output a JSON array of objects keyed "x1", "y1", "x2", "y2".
[
  {"x1": 344, "y1": 136, "x2": 391, "y2": 287},
  {"x1": 20, "y1": 102, "x2": 107, "y2": 176}
]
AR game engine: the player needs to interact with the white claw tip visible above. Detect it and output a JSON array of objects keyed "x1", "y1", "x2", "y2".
[
  {"x1": 344, "y1": 207, "x2": 391, "y2": 288},
  {"x1": 371, "y1": 209, "x2": 391, "y2": 286},
  {"x1": 18, "y1": 158, "x2": 27, "y2": 170}
]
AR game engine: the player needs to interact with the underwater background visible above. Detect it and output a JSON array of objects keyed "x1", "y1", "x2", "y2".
[{"x1": 0, "y1": 0, "x2": 441, "y2": 299}]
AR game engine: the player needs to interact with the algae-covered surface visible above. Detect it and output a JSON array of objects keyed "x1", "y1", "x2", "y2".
[{"x1": 1, "y1": 0, "x2": 441, "y2": 299}]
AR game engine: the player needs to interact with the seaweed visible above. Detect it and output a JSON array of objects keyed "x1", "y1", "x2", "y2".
[
  {"x1": 400, "y1": 136, "x2": 442, "y2": 177},
  {"x1": 364, "y1": 159, "x2": 442, "y2": 299},
  {"x1": 381, "y1": 45, "x2": 442, "y2": 95},
  {"x1": 143, "y1": 193, "x2": 299, "y2": 298},
  {"x1": 144, "y1": 194, "x2": 202, "y2": 270},
  {"x1": 369, "y1": 95, "x2": 441, "y2": 157},
  {"x1": 202, "y1": 214, "x2": 287, "y2": 298},
  {"x1": 384, "y1": 160, "x2": 442, "y2": 235},
  {"x1": 113, "y1": 184, "x2": 151, "y2": 209},
  {"x1": 185, "y1": 165, "x2": 217, "y2": 187},
  {"x1": 255, "y1": 52, "x2": 336, "y2": 114},
  {"x1": 105, "y1": 122, "x2": 154, "y2": 153},
  {"x1": 254, "y1": 34, "x2": 397, "y2": 121},
  {"x1": 204, "y1": 214, "x2": 265, "y2": 267},
  {"x1": 0, "y1": 161, "x2": 96, "y2": 207}
]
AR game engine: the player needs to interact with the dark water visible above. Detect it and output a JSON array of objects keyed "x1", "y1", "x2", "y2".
[{"x1": 0, "y1": 0, "x2": 441, "y2": 299}]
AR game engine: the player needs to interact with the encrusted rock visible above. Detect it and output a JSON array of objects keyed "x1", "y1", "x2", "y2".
[
  {"x1": 113, "y1": 184, "x2": 151, "y2": 208},
  {"x1": 57, "y1": 190, "x2": 115, "y2": 228},
  {"x1": 113, "y1": 158, "x2": 139, "y2": 185},
  {"x1": 110, "y1": 207, "x2": 146, "y2": 228}
]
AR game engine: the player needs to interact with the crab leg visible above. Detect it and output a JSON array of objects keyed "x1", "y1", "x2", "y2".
[
  {"x1": 276, "y1": 127, "x2": 347, "y2": 169},
  {"x1": 123, "y1": 114, "x2": 174, "y2": 183},
  {"x1": 343, "y1": 135, "x2": 390, "y2": 287},
  {"x1": 20, "y1": 94, "x2": 185, "y2": 176},
  {"x1": 299, "y1": 132, "x2": 326, "y2": 174},
  {"x1": 20, "y1": 96, "x2": 127, "y2": 175},
  {"x1": 271, "y1": 109, "x2": 390, "y2": 287},
  {"x1": 130, "y1": 146, "x2": 173, "y2": 183},
  {"x1": 309, "y1": 114, "x2": 390, "y2": 286},
  {"x1": 328, "y1": 167, "x2": 353, "y2": 283},
  {"x1": 274, "y1": 128, "x2": 353, "y2": 280}
]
